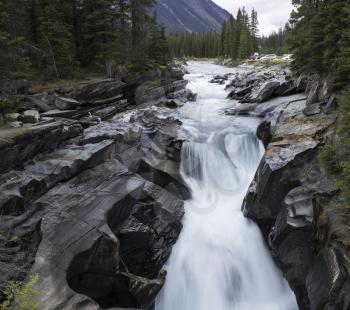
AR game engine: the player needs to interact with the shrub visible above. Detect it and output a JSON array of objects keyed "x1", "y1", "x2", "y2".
[
  {"x1": 0, "y1": 274, "x2": 40, "y2": 310},
  {"x1": 320, "y1": 86, "x2": 350, "y2": 202}
]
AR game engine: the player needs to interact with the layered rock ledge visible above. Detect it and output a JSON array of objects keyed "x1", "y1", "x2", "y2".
[
  {"x1": 0, "y1": 68, "x2": 194, "y2": 309},
  {"x1": 223, "y1": 68, "x2": 349, "y2": 310}
]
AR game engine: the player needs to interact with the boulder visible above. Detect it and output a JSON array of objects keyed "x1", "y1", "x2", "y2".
[
  {"x1": 54, "y1": 96, "x2": 80, "y2": 110},
  {"x1": 255, "y1": 81, "x2": 281, "y2": 103},
  {"x1": 71, "y1": 79, "x2": 126, "y2": 104},
  {"x1": 5, "y1": 113, "x2": 21, "y2": 122},
  {"x1": 306, "y1": 74, "x2": 321, "y2": 106},
  {"x1": 323, "y1": 93, "x2": 337, "y2": 114},
  {"x1": 23, "y1": 110, "x2": 40, "y2": 123},
  {"x1": 225, "y1": 104, "x2": 257, "y2": 116},
  {"x1": 303, "y1": 103, "x2": 321, "y2": 116},
  {"x1": 9, "y1": 121, "x2": 23, "y2": 128},
  {"x1": 296, "y1": 74, "x2": 308, "y2": 92}
]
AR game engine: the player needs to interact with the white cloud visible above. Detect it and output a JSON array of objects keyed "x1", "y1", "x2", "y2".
[{"x1": 213, "y1": 0, "x2": 294, "y2": 36}]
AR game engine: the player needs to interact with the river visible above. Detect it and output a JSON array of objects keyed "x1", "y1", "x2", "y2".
[{"x1": 156, "y1": 61, "x2": 298, "y2": 310}]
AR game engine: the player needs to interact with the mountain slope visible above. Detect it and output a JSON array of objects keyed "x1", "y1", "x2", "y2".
[{"x1": 156, "y1": 0, "x2": 230, "y2": 32}]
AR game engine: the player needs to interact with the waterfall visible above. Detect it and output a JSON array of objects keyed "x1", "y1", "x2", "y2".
[{"x1": 156, "y1": 61, "x2": 298, "y2": 310}]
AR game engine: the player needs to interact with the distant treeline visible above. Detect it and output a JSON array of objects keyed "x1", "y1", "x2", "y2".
[
  {"x1": 259, "y1": 26, "x2": 290, "y2": 55},
  {"x1": 0, "y1": 0, "x2": 170, "y2": 79},
  {"x1": 167, "y1": 7, "x2": 259, "y2": 59}
]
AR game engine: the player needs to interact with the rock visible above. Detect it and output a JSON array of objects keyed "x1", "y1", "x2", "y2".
[
  {"x1": 296, "y1": 74, "x2": 308, "y2": 92},
  {"x1": 28, "y1": 93, "x2": 55, "y2": 112},
  {"x1": 0, "y1": 122, "x2": 82, "y2": 174},
  {"x1": 71, "y1": 79, "x2": 126, "y2": 104},
  {"x1": 186, "y1": 89, "x2": 197, "y2": 102},
  {"x1": 303, "y1": 103, "x2": 321, "y2": 116},
  {"x1": 306, "y1": 74, "x2": 321, "y2": 106},
  {"x1": 323, "y1": 93, "x2": 337, "y2": 114},
  {"x1": 255, "y1": 81, "x2": 281, "y2": 103},
  {"x1": 165, "y1": 99, "x2": 184, "y2": 108},
  {"x1": 257, "y1": 121, "x2": 272, "y2": 148},
  {"x1": 41, "y1": 109, "x2": 77, "y2": 118},
  {"x1": 23, "y1": 110, "x2": 40, "y2": 123},
  {"x1": 9, "y1": 121, "x2": 23, "y2": 128},
  {"x1": 54, "y1": 96, "x2": 80, "y2": 110},
  {"x1": 225, "y1": 104, "x2": 257, "y2": 116},
  {"x1": 244, "y1": 82, "x2": 341, "y2": 309},
  {"x1": 5, "y1": 113, "x2": 21, "y2": 122},
  {"x1": 135, "y1": 82, "x2": 166, "y2": 105},
  {"x1": 275, "y1": 81, "x2": 296, "y2": 96}
]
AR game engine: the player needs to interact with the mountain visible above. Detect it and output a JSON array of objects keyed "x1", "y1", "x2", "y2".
[{"x1": 155, "y1": 0, "x2": 230, "y2": 32}]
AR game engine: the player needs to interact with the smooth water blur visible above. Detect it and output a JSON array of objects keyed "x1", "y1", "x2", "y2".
[{"x1": 156, "y1": 61, "x2": 298, "y2": 310}]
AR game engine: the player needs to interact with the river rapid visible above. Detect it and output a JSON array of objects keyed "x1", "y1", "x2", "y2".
[{"x1": 156, "y1": 61, "x2": 299, "y2": 310}]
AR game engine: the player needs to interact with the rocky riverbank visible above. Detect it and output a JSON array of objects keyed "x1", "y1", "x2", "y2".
[
  {"x1": 0, "y1": 65, "x2": 196, "y2": 309},
  {"x1": 216, "y1": 66, "x2": 349, "y2": 310}
]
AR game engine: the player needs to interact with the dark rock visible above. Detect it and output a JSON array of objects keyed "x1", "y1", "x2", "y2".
[
  {"x1": 54, "y1": 96, "x2": 80, "y2": 110},
  {"x1": 71, "y1": 79, "x2": 126, "y2": 104},
  {"x1": 41, "y1": 109, "x2": 77, "y2": 118},
  {"x1": 164, "y1": 99, "x2": 184, "y2": 108},
  {"x1": 296, "y1": 74, "x2": 308, "y2": 92},
  {"x1": 28, "y1": 94, "x2": 54, "y2": 112},
  {"x1": 275, "y1": 81, "x2": 296, "y2": 96},
  {"x1": 255, "y1": 81, "x2": 281, "y2": 103},
  {"x1": 323, "y1": 94, "x2": 337, "y2": 114},
  {"x1": 303, "y1": 103, "x2": 321, "y2": 116},
  {"x1": 244, "y1": 89, "x2": 341, "y2": 309},
  {"x1": 257, "y1": 121, "x2": 272, "y2": 148},
  {"x1": 0, "y1": 122, "x2": 83, "y2": 174},
  {"x1": 306, "y1": 74, "x2": 321, "y2": 106}
]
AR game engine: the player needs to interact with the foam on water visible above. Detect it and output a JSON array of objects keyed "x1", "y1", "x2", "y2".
[{"x1": 156, "y1": 61, "x2": 298, "y2": 310}]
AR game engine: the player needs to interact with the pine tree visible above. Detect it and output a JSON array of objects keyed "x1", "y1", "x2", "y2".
[
  {"x1": 37, "y1": 0, "x2": 75, "y2": 78},
  {"x1": 0, "y1": 0, "x2": 31, "y2": 78},
  {"x1": 250, "y1": 9, "x2": 259, "y2": 52}
]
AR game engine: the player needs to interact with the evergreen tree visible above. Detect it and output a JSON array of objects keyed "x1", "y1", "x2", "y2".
[
  {"x1": 250, "y1": 9, "x2": 259, "y2": 52},
  {"x1": 37, "y1": 0, "x2": 75, "y2": 78},
  {"x1": 0, "y1": 0, "x2": 31, "y2": 78}
]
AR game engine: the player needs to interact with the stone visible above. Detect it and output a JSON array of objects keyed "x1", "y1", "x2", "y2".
[
  {"x1": 23, "y1": 110, "x2": 40, "y2": 123},
  {"x1": 9, "y1": 121, "x2": 23, "y2": 128},
  {"x1": 71, "y1": 79, "x2": 126, "y2": 104},
  {"x1": 303, "y1": 103, "x2": 321, "y2": 116},
  {"x1": 323, "y1": 93, "x2": 337, "y2": 114},
  {"x1": 306, "y1": 74, "x2": 321, "y2": 105},
  {"x1": 5, "y1": 113, "x2": 21, "y2": 122},
  {"x1": 165, "y1": 99, "x2": 184, "y2": 108},
  {"x1": 225, "y1": 104, "x2": 257, "y2": 116},
  {"x1": 255, "y1": 81, "x2": 281, "y2": 103},
  {"x1": 296, "y1": 73, "x2": 308, "y2": 92},
  {"x1": 54, "y1": 96, "x2": 80, "y2": 110},
  {"x1": 41, "y1": 109, "x2": 77, "y2": 118}
]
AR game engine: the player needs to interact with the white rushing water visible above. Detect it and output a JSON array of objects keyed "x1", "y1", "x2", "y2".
[{"x1": 156, "y1": 61, "x2": 298, "y2": 310}]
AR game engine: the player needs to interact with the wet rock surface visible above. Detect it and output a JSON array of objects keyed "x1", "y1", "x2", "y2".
[
  {"x1": 232, "y1": 68, "x2": 349, "y2": 310},
  {"x1": 0, "y1": 74, "x2": 190, "y2": 309}
]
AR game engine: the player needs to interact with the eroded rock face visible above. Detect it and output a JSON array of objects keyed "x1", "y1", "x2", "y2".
[
  {"x1": 243, "y1": 72, "x2": 350, "y2": 310},
  {"x1": 0, "y1": 77, "x2": 191, "y2": 309}
]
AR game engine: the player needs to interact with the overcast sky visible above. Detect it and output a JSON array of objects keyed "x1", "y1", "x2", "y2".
[{"x1": 213, "y1": 0, "x2": 294, "y2": 36}]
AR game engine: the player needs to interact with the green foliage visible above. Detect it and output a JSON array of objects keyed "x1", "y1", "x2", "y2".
[
  {"x1": 260, "y1": 25, "x2": 290, "y2": 55},
  {"x1": 167, "y1": 7, "x2": 259, "y2": 60},
  {"x1": 288, "y1": 0, "x2": 350, "y2": 90},
  {"x1": 0, "y1": 0, "x2": 171, "y2": 79},
  {"x1": 0, "y1": 274, "x2": 40, "y2": 310},
  {"x1": 320, "y1": 88, "x2": 350, "y2": 202}
]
